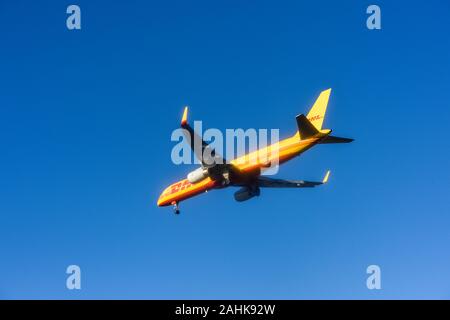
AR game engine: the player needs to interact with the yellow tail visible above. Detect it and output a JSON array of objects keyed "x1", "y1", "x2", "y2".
[{"x1": 307, "y1": 88, "x2": 331, "y2": 130}]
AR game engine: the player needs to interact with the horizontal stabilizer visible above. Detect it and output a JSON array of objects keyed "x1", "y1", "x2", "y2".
[
  {"x1": 296, "y1": 114, "x2": 319, "y2": 140},
  {"x1": 320, "y1": 135, "x2": 354, "y2": 144}
]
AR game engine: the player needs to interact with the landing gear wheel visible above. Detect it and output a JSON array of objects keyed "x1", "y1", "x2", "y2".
[{"x1": 222, "y1": 172, "x2": 230, "y2": 186}]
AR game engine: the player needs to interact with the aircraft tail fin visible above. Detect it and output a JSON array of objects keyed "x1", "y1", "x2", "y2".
[{"x1": 306, "y1": 88, "x2": 331, "y2": 130}]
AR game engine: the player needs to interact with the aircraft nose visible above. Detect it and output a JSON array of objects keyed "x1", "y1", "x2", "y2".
[
  {"x1": 157, "y1": 193, "x2": 170, "y2": 207},
  {"x1": 157, "y1": 184, "x2": 177, "y2": 207},
  {"x1": 157, "y1": 195, "x2": 164, "y2": 207}
]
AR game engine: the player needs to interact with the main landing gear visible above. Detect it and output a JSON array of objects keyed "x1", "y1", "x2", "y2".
[{"x1": 171, "y1": 201, "x2": 180, "y2": 214}]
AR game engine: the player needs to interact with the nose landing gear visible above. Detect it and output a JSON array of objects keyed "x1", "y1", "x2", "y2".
[{"x1": 171, "y1": 201, "x2": 180, "y2": 214}]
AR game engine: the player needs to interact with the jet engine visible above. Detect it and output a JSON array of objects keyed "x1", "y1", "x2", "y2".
[
  {"x1": 187, "y1": 167, "x2": 209, "y2": 184},
  {"x1": 234, "y1": 186, "x2": 260, "y2": 202}
]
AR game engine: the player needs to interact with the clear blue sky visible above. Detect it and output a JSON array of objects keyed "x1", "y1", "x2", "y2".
[{"x1": 1, "y1": 0, "x2": 449, "y2": 299}]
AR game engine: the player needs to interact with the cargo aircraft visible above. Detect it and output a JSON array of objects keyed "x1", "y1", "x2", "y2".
[{"x1": 157, "y1": 89, "x2": 353, "y2": 213}]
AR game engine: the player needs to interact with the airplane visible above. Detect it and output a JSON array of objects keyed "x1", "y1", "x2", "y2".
[{"x1": 157, "y1": 88, "x2": 353, "y2": 214}]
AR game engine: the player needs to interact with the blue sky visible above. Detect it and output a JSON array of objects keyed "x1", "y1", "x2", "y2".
[{"x1": 1, "y1": 0, "x2": 450, "y2": 299}]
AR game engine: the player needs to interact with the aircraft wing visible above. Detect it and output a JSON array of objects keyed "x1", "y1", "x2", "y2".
[
  {"x1": 180, "y1": 107, "x2": 225, "y2": 166},
  {"x1": 256, "y1": 170, "x2": 330, "y2": 188}
]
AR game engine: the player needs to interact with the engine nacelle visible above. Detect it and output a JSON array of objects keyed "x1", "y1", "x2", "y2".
[
  {"x1": 234, "y1": 186, "x2": 260, "y2": 202},
  {"x1": 187, "y1": 167, "x2": 209, "y2": 184}
]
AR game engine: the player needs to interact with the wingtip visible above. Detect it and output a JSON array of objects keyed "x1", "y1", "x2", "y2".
[
  {"x1": 322, "y1": 88, "x2": 332, "y2": 95},
  {"x1": 323, "y1": 170, "x2": 331, "y2": 184},
  {"x1": 181, "y1": 106, "x2": 188, "y2": 126}
]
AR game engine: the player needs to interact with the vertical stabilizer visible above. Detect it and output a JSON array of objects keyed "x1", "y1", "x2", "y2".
[{"x1": 306, "y1": 88, "x2": 331, "y2": 130}]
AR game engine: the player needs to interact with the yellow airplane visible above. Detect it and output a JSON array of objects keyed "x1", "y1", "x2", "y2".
[{"x1": 157, "y1": 89, "x2": 353, "y2": 213}]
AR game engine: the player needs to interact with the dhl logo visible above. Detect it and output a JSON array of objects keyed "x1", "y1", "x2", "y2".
[
  {"x1": 168, "y1": 180, "x2": 192, "y2": 195},
  {"x1": 308, "y1": 115, "x2": 322, "y2": 121}
]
